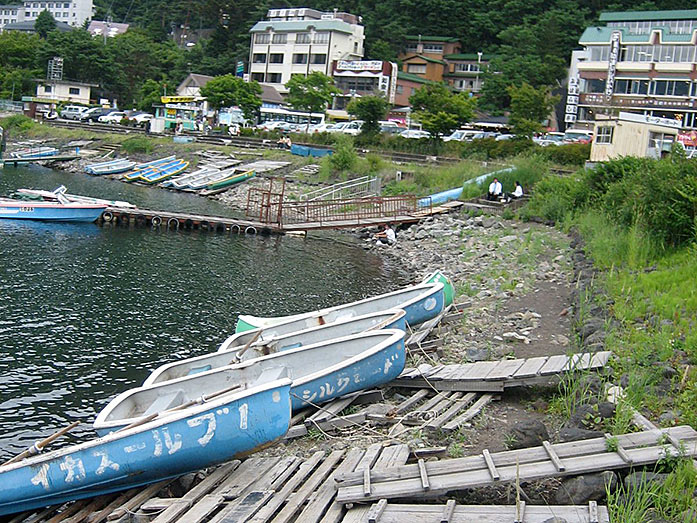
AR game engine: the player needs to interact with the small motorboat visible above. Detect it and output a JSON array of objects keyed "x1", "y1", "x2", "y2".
[
  {"x1": 16, "y1": 186, "x2": 136, "y2": 209},
  {"x1": 9, "y1": 146, "x2": 58, "y2": 159},
  {"x1": 85, "y1": 158, "x2": 136, "y2": 175},
  {"x1": 0, "y1": 196, "x2": 106, "y2": 223}
]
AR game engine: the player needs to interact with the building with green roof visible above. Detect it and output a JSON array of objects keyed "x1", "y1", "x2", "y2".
[{"x1": 569, "y1": 9, "x2": 697, "y2": 131}]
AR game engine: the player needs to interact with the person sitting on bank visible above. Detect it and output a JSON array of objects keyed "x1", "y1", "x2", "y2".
[
  {"x1": 511, "y1": 181, "x2": 524, "y2": 200},
  {"x1": 487, "y1": 178, "x2": 502, "y2": 201},
  {"x1": 375, "y1": 223, "x2": 396, "y2": 246}
]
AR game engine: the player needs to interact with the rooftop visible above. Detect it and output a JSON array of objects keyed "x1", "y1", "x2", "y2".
[
  {"x1": 580, "y1": 25, "x2": 696, "y2": 44},
  {"x1": 397, "y1": 71, "x2": 436, "y2": 85},
  {"x1": 4, "y1": 19, "x2": 73, "y2": 32},
  {"x1": 444, "y1": 53, "x2": 493, "y2": 61},
  {"x1": 250, "y1": 19, "x2": 355, "y2": 34},
  {"x1": 87, "y1": 21, "x2": 129, "y2": 38},
  {"x1": 405, "y1": 35, "x2": 459, "y2": 42},
  {"x1": 599, "y1": 9, "x2": 697, "y2": 22}
]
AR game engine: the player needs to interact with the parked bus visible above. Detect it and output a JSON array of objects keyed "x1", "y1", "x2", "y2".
[{"x1": 258, "y1": 107, "x2": 326, "y2": 126}]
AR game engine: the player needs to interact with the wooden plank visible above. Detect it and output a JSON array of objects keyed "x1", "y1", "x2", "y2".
[
  {"x1": 285, "y1": 424, "x2": 309, "y2": 439},
  {"x1": 390, "y1": 389, "x2": 430, "y2": 415},
  {"x1": 589, "y1": 500, "x2": 599, "y2": 523},
  {"x1": 484, "y1": 359, "x2": 526, "y2": 381},
  {"x1": 44, "y1": 500, "x2": 91, "y2": 523},
  {"x1": 86, "y1": 489, "x2": 142, "y2": 523},
  {"x1": 511, "y1": 356, "x2": 548, "y2": 378},
  {"x1": 482, "y1": 449, "x2": 500, "y2": 480},
  {"x1": 363, "y1": 468, "x2": 372, "y2": 498},
  {"x1": 456, "y1": 361, "x2": 500, "y2": 380},
  {"x1": 441, "y1": 394, "x2": 495, "y2": 432},
  {"x1": 417, "y1": 459, "x2": 430, "y2": 490},
  {"x1": 356, "y1": 443, "x2": 383, "y2": 472},
  {"x1": 106, "y1": 479, "x2": 175, "y2": 521},
  {"x1": 270, "y1": 449, "x2": 345, "y2": 523},
  {"x1": 306, "y1": 394, "x2": 360, "y2": 425},
  {"x1": 218, "y1": 490, "x2": 274, "y2": 523},
  {"x1": 543, "y1": 441, "x2": 566, "y2": 471},
  {"x1": 335, "y1": 426, "x2": 697, "y2": 486},
  {"x1": 150, "y1": 462, "x2": 240, "y2": 523},
  {"x1": 336, "y1": 428, "x2": 697, "y2": 502},
  {"x1": 373, "y1": 445, "x2": 410, "y2": 470},
  {"x1": 590, "y1": 351, "x2": 612, "y2": 368},
  {"x1": 440, "y1": 500, "x2": 456, "y2": 523},
  {"x1": 538, "y1": 354, "x2": 570, "y2": 375},
  {"x1": 366, "y1": 499, "x2": 388, "y2": 523},
  {"x1": 299, "y1": 448, "x2": 364, "y2": 523},
  {"x1": 604, "y1": 433, "x2": 633, "y2": 465},
  {"x1": 243, "y1": 452, "x2": 324, "y2": 523},
  {"x1": 426, "y1": 393, "x2": 478, "y2": 431}
]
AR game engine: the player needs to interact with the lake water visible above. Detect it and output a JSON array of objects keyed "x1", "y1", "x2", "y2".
[{"x1": 0, "y1": 164, "x2": 406, "y2": 459}]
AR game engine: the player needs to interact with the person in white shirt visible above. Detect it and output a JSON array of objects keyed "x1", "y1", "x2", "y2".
[
  {"x1": 511, "y1": 181, "x2": 524, "y2": 199},
  {"x1": 487, "y1": 178, "x2": 503, "y2": 201},
  {"x1": 375, "y1": 223, "x2": 396, "y2": 246}
]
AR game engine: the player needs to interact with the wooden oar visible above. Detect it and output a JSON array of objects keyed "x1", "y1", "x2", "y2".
[
  {"x1": 115, "y1": 383, "x2": 244, "y2": 433},
  {"x1": 3, "y1": 421, "x2": 80, "y2": 466},
  {"x1": 232, "y1": 329, "x2": 263, "y2": 362}
]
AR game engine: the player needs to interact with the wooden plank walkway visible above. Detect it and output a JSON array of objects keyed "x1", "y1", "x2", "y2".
[
  {"x1": 335, "y1": 426, "x2": 697, "y2": 503},
  {"x1": 342, "y1": 501, "x2": 609, "y2": 523},
  {"x1": 395, "y1": 351, "x2": 612, "y2": 392},
  {"x1": 1, "y1": 155, "x2": 79, "y2": 167},
  {"x1": 11, "y1": 444, "x2": 415, "y2": 523}
]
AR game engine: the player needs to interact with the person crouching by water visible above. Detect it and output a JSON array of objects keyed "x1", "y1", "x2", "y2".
[
  {"x1": 487, "y1": 177, "x2": 502, "y2": 201},
  {"x1": 375, "y1": 223, "x2": 396, "y2": 246}
]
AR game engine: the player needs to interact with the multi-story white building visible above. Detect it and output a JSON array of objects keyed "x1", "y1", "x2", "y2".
[
  {"x1": 0, "y1": 5, "x2": 22, "y2": 28},
  {"x1": 0, "y1": 0, "x2": 92, "y2": 31},
  {"x1": 248, "y1": 8, "x2": 364, "y2": 93},
  {"x1": 571, "y1": 9, "x2": 697, "y2": 130}
]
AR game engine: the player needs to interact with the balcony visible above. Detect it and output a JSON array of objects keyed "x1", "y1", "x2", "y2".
[{"x1": 579, "y1": 92, "x2": 697, "y2": 110}]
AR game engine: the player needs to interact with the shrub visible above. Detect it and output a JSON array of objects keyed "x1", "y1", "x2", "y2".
[
  {"x1": 536, "y1": 143, "x2": 590, "y2": 166},
  {"x1": 1, "y1": 114, "x2": 35, "y2": 134},
  {"x1": 519, "y1": 173, "x2": 591, "y2": 223},
  {"x1": 120, "y1": 136, "x2": 154, "y2": 154},
  {"x1": 329, "y1": 134, "x2": 357, "y2": 172},
  {"x1": 460, "y1": 137, "x2": 535, "y2": 160}
]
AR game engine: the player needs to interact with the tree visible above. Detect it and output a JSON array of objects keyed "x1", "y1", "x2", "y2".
[
  {"x1": 347, "y1": 95, "x2": 389, "y2": 136},
  {"x1": 138, "y1": 79, "x2": 165, "y2": 111},
  {"x1": 35, "y1": 10, "x2": 56, "y2": 39},
  {"x1": 285, "y1": 72, "x2": 340, "y2": 129},
  {"x1": 200, "y1": 74, "x2": 262, "y2": 121},
  {"x1": 507, "y1": 83, "x2": 560, "y2": 137},
  {"x1": 409, "y1": 83, "x2": 476, "y2": 138}
]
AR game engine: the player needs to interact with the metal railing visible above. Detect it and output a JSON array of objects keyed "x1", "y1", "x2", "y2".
[
  {"x1": 284, "y1": 196, "x2": 420, "y2": 226},
  {"x1": 0, "y1": 100, "x2": 23, "y2": 112},
  {"x1": 300, "y1": 176, "x2": 381, "y2": 201}
]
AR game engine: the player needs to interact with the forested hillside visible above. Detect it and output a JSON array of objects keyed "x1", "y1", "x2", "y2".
[{"x1": 0, "y1": 0, "x2": 689, "y2": 109}]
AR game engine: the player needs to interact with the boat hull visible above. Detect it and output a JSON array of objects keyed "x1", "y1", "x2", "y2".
[
  {"x1": 0, "y1": 201, "x2": 105, "y2": 223},
  {"x1": 145, "y1": 310, "x2": 407, "y2": 385},
  {"x1": 235, "y1": 282, "x2": 445, "y2": 333},
  {"x1": 0, "y1": 379, "x2": 291, "y2": 516},
  {"x1": 206, "y1": 170, "x2": 255, "y2": 190}
]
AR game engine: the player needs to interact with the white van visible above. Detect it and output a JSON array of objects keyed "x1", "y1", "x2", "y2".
[
  {"x1": 60, "y1": 105, "x2": 87, "y2": 120},
  {"x1": 443, "y1": 129, "x2": 479, "y2": 142}
]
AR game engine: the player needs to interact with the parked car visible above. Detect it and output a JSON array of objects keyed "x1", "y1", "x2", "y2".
[
  {"x1": 495, "y1": 134, "x2": 515, "y2": 141},
  {"x1": 534, "y1": 132, "x2": 564, "y2": 146},
  {"x1": 563, "y1": 129, "x2": 594, "y2": 144},
  {"x1": 256, "y1": 121, "x2": 286, "y2": 132},
  {"x1": 80, "y1": 107, "x2": 112, "y2": 122},
  {"x1": 60, "y1": 105, "x2": 88, "y2": 120},
  {"x1": 400, "y1": 129, "x2": 431, "y2": 139},
  {"x1": 327, "y1": 122, "x2": 349, "y2": 133},
  {"x1": 342, "y1": 120, "x2": 364, "y2": 136},
  {"x1": 131, "y1": 113, "x2": 154, "y2": 126},
  {"x1": 306, "y1": 123, "x2": 334, "y2": 133},
  {"x1": 469, "y1": 131, "x2": 499, "y2": 141},
  {"x1": 379, "y1": 121, "x2": 403, "y2": 135},
  {"x1": 98, "y1": 111, "x2": 127, "y2": 124},
  {"x1": 443, "y1": 129, "x2": 479, "y2": 142}
]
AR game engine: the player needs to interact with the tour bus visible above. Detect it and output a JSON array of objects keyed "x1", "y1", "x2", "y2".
[{"x1": 258, "y1": 107, "x2": 326, "y2": 126}]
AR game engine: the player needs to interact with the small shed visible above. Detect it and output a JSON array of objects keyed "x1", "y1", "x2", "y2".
[{"x1": 590, "y1": 111, "x2": 681, "y2": 162}]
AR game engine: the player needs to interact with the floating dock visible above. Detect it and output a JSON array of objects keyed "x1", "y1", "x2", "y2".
[{"x1": 0, "y1": 155, "x2": 79, "y2": 167}]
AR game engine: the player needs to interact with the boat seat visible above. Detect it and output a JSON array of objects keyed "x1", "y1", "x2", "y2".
[
  {"x1": 251, "y1": 366, "x2": 288, "y2": 386},
  {"x1": 187, "y1": 364, "x2": 212, "y2": 375},
  {"x1": 142, "y1": 389, "x2": 186, "y2": 417}
]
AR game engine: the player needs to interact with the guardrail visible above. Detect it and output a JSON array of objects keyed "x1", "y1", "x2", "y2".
[
  {"x1": 0, "y1": 100, "x2": 23, "y2": 112},
  {"x1": 300, "y1": 176, "x2": 381, "y2": 201}
]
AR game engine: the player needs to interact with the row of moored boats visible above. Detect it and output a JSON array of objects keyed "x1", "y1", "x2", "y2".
[{"x1": 0, "y1": 271, "x2": 454, "y2": 516}]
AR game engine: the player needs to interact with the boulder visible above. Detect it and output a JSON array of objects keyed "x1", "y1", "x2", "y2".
[
  {"x1": 558, "y1": 427, "x2": 604, "y2": 442},
  {"x1": 578, "y1": 318, "x2": 604, "y2": 340},
  {"x1": 553, "y1": 471, "x2": 617, "y2": 504},
  {"x1": 506, "y1": 419, "x2": 549, "y2": 450},
  {"x1": 623, "y1": 471, "x2": 668, "y2": 493}
]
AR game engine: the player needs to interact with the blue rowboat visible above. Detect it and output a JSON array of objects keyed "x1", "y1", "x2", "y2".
[
  {"x1": 9, "y1": 146, "x2": 58, "y2": 159},
  {"x1": 0, "y1": 379, "x2": 291, "y2": 516},
  {"x1": 143, "y1": 310, "x2": 407, "y2": 386},
  {"x1": 0, "y1": 198, "x2": 106, "y2": 223},
  {"x1": 123, "y1": 156, "x2": 177, "y2": 181},
  {"x1": 140, "y1": 160, "x2": 189, "y2": 184},
  {"x1": 235, "y1": 281, "x2": 448, "y2": 333},
  {"x1": 95, "y1": 329, "x2": 405, "y2": 435}
]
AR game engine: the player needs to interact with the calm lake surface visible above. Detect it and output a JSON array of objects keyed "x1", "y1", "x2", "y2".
[{"x1": 0, "y1": 164, "x2": 407, "y2": 459}]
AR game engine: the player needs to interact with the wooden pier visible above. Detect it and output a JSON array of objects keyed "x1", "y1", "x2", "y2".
[{"x1": 0, "y1": 155, "x2": 79, "y2": 167}]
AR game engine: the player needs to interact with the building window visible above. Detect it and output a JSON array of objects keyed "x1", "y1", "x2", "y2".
[
  {"x1": 68, "y1": 87, "x2": 80, "y2": 95},
  {"x1": 254, "y1": 33, "x2": 270, "y2": 44},
  {"x1": 266, "y1": 73, "x2": 282, "y2": 83},
  {"x1": 43, "y1": 85, "x2": 52, "y2": 92},
  {"x1": 407, "y1": 63, "x2": 426, "y2": 74},
  {"x1": 405, "y1": 44, "x2": 418, "y2": 53},
  {"x1": 649, "y1": 131, "x2": 675, "y2": 152},
  {"x1": 585, "y1": 79, "x2": 606, "y2": 94},
  {"x1": 596, "y1": 126, "x2": 614, "y2": 144},
  {"x1": 614, "y1": 79, "x2": 649, "y2": 95},
  {"x1": 251, "y1": 72, "x2": 264, "y2": 82},
  {"x1": 252, "y1": 53, "x2": 266, "y2": 63},
  {"x1": 410, "y1": 87, "x2": 416, "y2": 95},
  {"x1": 295, "y1": 32, "x2": 310, "y2": 44},
  {"x1": 335, "y1": 77, "x2": 378, "y2": 92},
  {"x1": 269, "y1": 53, "x2": 284, "y2": 63},
  {"x1": 651, "y1": 80, "x2": 691, "y2": 97},
  {"x1": 454, "y1": 63, "x2": 480, "y2": 72},
  {"x1": 423, "y1": 44, "x2": 443, "y2": 53},
  {"x1": 396, "y1": 85, "x2": 403, "y2": 94},
  {"x1": 588, "y1": 45, "x2": 610, "y2": 62},
  {"x1": 271, "y1": 33, "x2": 287, "y2": 44},
  {"x1": 292, "y1": 53, "x2": 308, "y2": 64},
  {"x1": 314, "y1": 32, "x2": 329, "y2": 44},
  {"x1": 311, "y1": 53, "x2": 326, "y2": 64}
]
